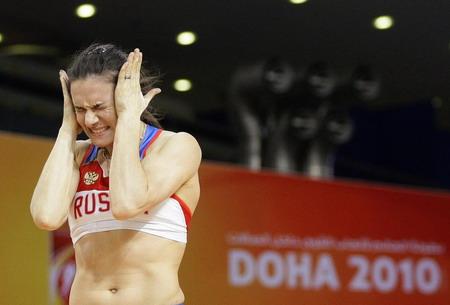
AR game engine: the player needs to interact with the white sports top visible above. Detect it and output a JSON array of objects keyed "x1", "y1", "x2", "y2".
[{"x1": 67, "y1": 125, "x2": 192, "y2": 244}]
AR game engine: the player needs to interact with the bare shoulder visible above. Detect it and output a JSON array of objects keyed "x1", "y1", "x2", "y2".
[
  {"x1": 152, "y1": 130, "x2": 201, "y2": 156},
  {"x1": 74, "y1": 139, "x2": 92, "y2": 166}
]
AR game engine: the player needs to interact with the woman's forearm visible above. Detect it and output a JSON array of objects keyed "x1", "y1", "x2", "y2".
[
  {"x1": 109, "y1": 115, "x2": 152, "y2": 219},
  {"x1": 30, "y1": 129, "x2": 79, "y2": 230}
]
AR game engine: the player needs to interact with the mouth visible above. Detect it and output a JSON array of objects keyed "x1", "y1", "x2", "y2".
[{"x1": 89, "y1": 127, "x2": 109, "y2": 137}]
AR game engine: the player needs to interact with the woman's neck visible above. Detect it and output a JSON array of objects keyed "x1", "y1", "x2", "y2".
[{"x1": 105, "y1": 121, "x2": 146, "y2": 155}]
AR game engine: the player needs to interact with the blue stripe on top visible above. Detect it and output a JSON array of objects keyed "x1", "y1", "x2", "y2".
[
  {"x1": 83, "y1": 124, "x2": 160, "y2": 164},
  {"x1": 84, "y1": 145, "x2": 100, "y2": 163},
  {"x1": 139, "y1": 124, "x2": 160, "y2": 159}
]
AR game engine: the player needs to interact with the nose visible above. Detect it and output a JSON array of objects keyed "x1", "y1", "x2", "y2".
[{"x1": 84, "y1": 109, "x2": 99, "y2": 127}]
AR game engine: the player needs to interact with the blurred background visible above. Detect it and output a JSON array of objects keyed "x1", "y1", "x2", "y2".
[{"x1": 1, "y1": 0, "x2": 450, "y2": 190}]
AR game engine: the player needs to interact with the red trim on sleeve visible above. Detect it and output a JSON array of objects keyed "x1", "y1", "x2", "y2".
[
  {"x1": 171, "y1": 193, "x2": 192, "y2": 229},
  {"x1": 142, "y1": 129, "x2": 163, "y2": 158}
]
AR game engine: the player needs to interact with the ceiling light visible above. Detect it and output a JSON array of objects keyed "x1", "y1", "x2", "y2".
[
  {"x1": 173, "y1": 79, "x2": 192, "y2": 92},
  {"x1": 76, "y1": 3, "x2": 97, "y2": 18},
  {"x1": 373, "y1": 15, "x2": 394, "y2": 30},
  {"x1": 289, "y1": 0, "x2": 308, "y2": 4},
  {"x1": 432, "y1": 96, "x2": 443, "y2": 108},
  {"x1": 176, "y1": 31, "x2": 197, "y2": 46},
  {"x1": 0, "y1": 33, "x2": 4, "y2": 43},
  {"x1": 0, "y1": 44, "x2": 59, "y2": 56}
]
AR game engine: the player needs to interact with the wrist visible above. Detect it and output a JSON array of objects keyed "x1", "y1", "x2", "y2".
[
  {"x1": 115, "y1": 114, "x2": 141, "y2": 139},
  {"x1": 117, "y1": 111, "x2": 141, "y2": 125},
  {"x1": 115, "y1": 103, "x2": 141, "y2": 118},
  {"x1": 58, "y1": 126, "x2": 78, "y2": 140},
  {"x1": 112, "y1": 115, "x2": 142, "y2": 158}
]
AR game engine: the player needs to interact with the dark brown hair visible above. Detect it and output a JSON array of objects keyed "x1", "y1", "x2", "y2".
[{"x1": 67, "y1": 43, "x2": 161, "y2": 127}]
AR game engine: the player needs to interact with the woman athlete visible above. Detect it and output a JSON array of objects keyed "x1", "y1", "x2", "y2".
[{"x1": 30, "y1": 43, "x2": 201, "y2": 305}]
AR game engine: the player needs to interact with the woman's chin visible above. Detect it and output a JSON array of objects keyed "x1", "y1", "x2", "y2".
[{"x1": 89, "y1": 134, "x2": 113, "y2": 148}]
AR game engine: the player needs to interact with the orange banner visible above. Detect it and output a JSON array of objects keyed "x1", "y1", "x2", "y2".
[
  {"x1": 50, "y1": 162, "x2": 450, "y2": 304},
  {"x1": 180, "y1": 163, "x2": 450, "y2": 305}
]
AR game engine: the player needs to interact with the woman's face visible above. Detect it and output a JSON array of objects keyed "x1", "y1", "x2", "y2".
[{"x1": 70, "y1": 75, "x2": 117, "y2": 150}]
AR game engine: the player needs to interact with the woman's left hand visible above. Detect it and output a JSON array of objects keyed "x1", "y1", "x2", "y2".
[{"x1": 115, "y1": 48, "x2": 161, "y2": 118}]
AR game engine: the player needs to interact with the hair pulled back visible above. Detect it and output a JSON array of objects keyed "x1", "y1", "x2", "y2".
[{"x1": 67, "y1": 43, "x2": 161, "y2": 127}]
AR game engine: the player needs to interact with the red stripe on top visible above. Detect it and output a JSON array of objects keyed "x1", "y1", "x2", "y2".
[
  {"x1": 142, "y1": 129, "x2": 163, "y2": 158},
  {"x1": 171, "y1": 193, "x2": 192, "y2": 229},
  {"x1": 81, "y1": 144, "x2": 95, "y2": 165}
]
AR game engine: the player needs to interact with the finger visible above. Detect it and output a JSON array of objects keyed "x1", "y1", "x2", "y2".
[
  {"x1": 117, "y1": 61, "x2": 129, "y2": 83},
  {"x1": 138, "y1": 49, "x2": 142, "y2": 68},
  {"x1": 59, "y1": 70, "x2": 71, "y2": 102},
  {"x1": 143, "y1": 88, "x2": 161, "y2": 105},
  {"x1": 132, "y1": 49, "x2": 141, "y2": 79},
  {"x1": 133, "y1": 48, "x2": 142, "y2": 73},
  {"x1": 118, "y1": 52, "x2": 133, "y2": 83},
  {"x1": 125, "y1": 51, "x2": 134, "y2": 78},
  {"x1": 136, "y1": 52, "x2": 143, "y2": 83}
]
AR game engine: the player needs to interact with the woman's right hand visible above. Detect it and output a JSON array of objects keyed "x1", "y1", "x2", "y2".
[{"x1": 59, "y1": 70, "x2": 81, "y2": 137}]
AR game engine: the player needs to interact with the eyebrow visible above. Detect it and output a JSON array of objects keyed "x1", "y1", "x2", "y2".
[{"x1": 74, "y1": 102, "x2": 104, "y2": 109}]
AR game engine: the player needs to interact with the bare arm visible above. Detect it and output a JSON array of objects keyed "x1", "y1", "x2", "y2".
[
  {"x1": 109, "y1": 49, "x2": 201, "y2": 219},
  {"x1": 30, "y1": 134, "x2": 84, "y2": 230},
  {"x1": 110, "y1": 125, "x2": 201, "y2": 219},
  {"x1": 30, "y1": 70, "x2": 84, "y2": 230}
]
